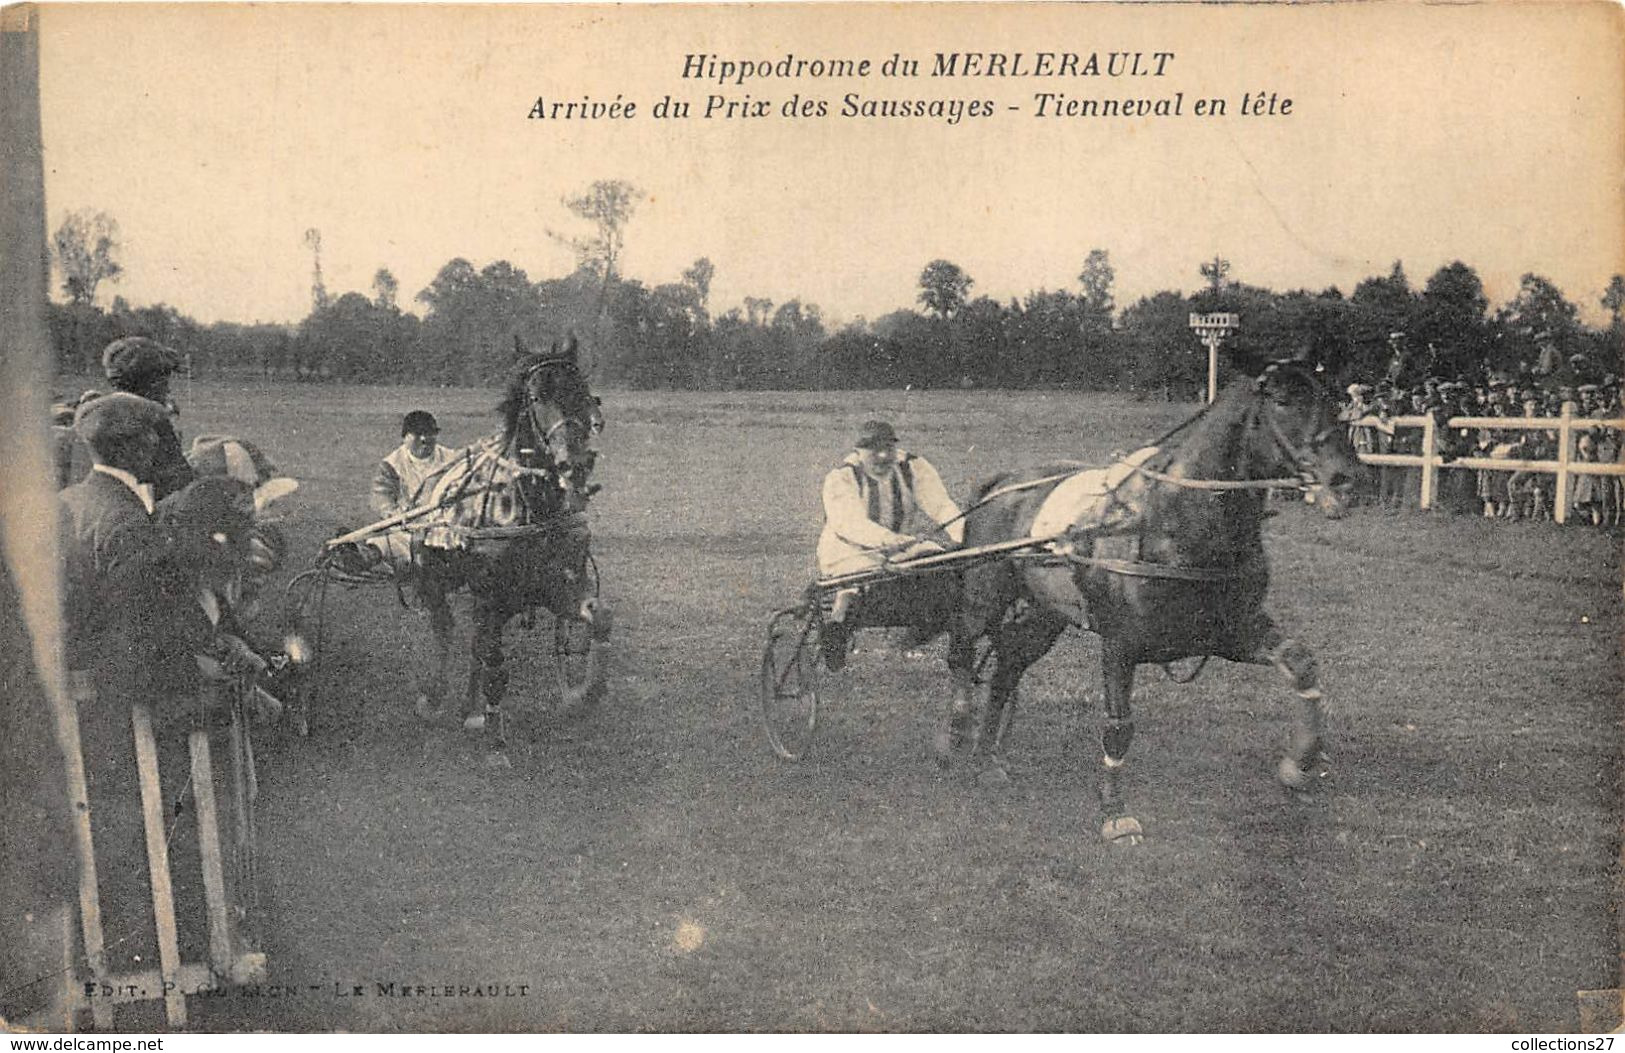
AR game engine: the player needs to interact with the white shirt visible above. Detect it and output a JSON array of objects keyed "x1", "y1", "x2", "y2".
[
  {"x1": 815, "y1": 449, "x2": 964, "y2": 576},
  {"x1": 93, "y1": 463, "x2": 155, "y2": 515}
]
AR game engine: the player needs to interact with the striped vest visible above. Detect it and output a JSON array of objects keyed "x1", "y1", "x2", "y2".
[{"x1": 847, "y1": 455, "x2": 916, "y2": 532}]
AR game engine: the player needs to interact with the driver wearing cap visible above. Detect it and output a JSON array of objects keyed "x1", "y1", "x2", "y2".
[
  {"x1": 360, "y1": 410, "x2": 458, "y2": 570},
  {"x1": 816, "y1": 420, "x2": 964, "y2": 668}
]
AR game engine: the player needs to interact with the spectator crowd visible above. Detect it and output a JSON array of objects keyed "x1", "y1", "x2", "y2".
[{"x1": 1340, "y1": 373, "x2": 1624, "y2": 526}]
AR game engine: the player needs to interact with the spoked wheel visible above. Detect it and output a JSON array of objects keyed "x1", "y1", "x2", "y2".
[
  {"x1": 554, "y1": 603, "x2": 611, "y2": 712},
  {"x1": 280, "y1": 566, "x2": 333, "y2": 735},
  {"x1": 759, "y1": 603, "x2": 824, "y2": 761}
]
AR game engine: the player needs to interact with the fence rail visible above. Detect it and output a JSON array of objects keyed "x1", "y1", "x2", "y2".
[{"x1": 1350, "y1": 406, "x2": 1625, "y2": 524}]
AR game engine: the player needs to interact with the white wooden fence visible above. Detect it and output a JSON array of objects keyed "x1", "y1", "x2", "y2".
[{"x1": 1351, "y1": 404, "x2": 1625, "y2": 524}]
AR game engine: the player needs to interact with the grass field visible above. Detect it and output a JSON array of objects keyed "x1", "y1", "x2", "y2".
[{"x1": 172, "y1": 379, "x2": 1619, "y2": 1033}]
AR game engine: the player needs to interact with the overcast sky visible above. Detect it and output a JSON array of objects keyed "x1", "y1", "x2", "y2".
[{"x1": 35, "y1": 2, "x2": 1625, "y2": 327}]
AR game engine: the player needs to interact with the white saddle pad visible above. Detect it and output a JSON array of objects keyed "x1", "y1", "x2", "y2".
[{"x1": 1028, "y1": 446, "x2": 1159, "y2": 540}]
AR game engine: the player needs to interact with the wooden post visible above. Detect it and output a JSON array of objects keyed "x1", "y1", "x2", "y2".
[
  {"x1": 1555, "y1": 401, "x2": 1573, "y2": 525},
  {"x1": 189, "y1": 728, "x2": 235, "y2": 978},
  {"x1": 63, "y1": 673, "x2": 114, "y2": 1030},
  {"x1": 1419, "y1": 413, "x2": 1437, "y2": 510},
  {"x1": 130, "y1": 705, "x2": 187, "y2": 1028},
  {"x1": 1188, "y1": 313, "x2": 1238, "y2": 405}
]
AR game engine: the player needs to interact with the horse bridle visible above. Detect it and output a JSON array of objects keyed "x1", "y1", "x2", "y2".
[
  {"x1": 518, "y1": 359, "x2": 592, "y2": 469},
  {"x1": 1130, "y1": 368, "x2": 1343, "y2": 494}
]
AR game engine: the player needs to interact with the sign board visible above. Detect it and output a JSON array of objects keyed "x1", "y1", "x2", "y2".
[{"x1": 1189, "y1": 313, "x2": 1240, "y2": 330}]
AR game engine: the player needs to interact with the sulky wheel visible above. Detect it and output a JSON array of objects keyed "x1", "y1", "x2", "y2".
[
  {"x1": 758, "y1": 602, "x2": 823, "y2": 761},
  {"x1": 554, "y1": 601, "x2": 611, "y2": 712}
]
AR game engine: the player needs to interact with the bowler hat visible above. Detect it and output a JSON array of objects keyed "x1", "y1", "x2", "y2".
[
  {"x1": 102, "y1": 337, "x2": 183, "y2": 388},
  {"x1": 72, "y1": 392, "x2": 167, "y2": 446},
  {"x1": 402, "y1": 410, "x2": 440, "y2": 437},
  {"x1": 855, "y1": 420, "x2": 899, "y2": 450}
]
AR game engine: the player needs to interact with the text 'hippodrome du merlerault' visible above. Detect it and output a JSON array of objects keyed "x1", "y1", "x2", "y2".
[{"x1": 524, "y1": 51, "x2": 1296, "y2": 127}]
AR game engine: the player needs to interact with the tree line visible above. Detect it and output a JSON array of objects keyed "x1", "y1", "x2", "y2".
[{"x1": 48, "y1": 196, "x2": 1625, "y2": 396}]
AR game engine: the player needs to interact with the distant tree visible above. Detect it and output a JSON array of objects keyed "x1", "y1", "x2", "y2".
[
  {"x1": 681, "y1": 257, "x2": 715, "y2": 311},
  {"x1": 1077, "y1": 248, "x2": 1116, "y2": 319},
  {"x1": 1120, "y1": 290, "x2": 1199, "y2": 398},
  {"x1": 1199, "y1": 255, "x2": 1231, "y2": 292},
  {"x1": 1350, "y1": 261, "x2": 1418, "y2": 382},
  {"x1": 301, "y1": 292, "x2": 383, "y2": 381},
  {"x1": 1506, "y1": 273, "x2": 1579, "y2": 344},
  {"x1": 1602, "y1": 275, "x2": 1625, "y2": 331},
  {"x1": 743, "y1": 296, "x2": 774, "y2": 327},
  {"x1": 372, "y1": 268, "x2": 399, "y2": 311},
  {"x1": 1353, "y1": 260, "x2": 1412, "y2": 311},
  {"x1": 51, "y1": 209, "x2": 122, "y2": 306},
  {"x1": 954, "y1": 295, "x2": 1008, "y2": 386},
  {"x1": 917, "y1": 259, "x2": 973, "y2": 319},
  {"x1": 875, "y1": 308, "x2": 946, "y2": 387},
  {"x1": 638, "y1": 281, "x2": 709, "y2": 387},
  {"x1": 1417, "y1": 262, "x2": 1490, "y2": 381},
  {"x1": 1503, "y1": 273, "x2": 1581, "y2": 378},
  {"x1": 1008, "y1": 289, "x2": 1089, "y2": 387},
  {"x1": 551, "y1": 179, "x2": 646, "y2": 280},
  {"x1": 414, "y1": 258, "x2": 483, "y2": 382}
]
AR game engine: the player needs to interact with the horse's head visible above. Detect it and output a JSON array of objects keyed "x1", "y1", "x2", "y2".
[
  {"x1": 501, "y1": 337, "x2": 602, "y2": 508},
  {"x1": 1251, "y1": 361, "x2": 1365, "y2": 518}
]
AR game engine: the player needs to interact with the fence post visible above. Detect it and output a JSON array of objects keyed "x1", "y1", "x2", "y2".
[
  {"x1": 1555, "y1": 402, "x2": 1574, "y2": 525},
  {"x1": 1419, "y1": 413, "x2": 1436, "y2": 510}
]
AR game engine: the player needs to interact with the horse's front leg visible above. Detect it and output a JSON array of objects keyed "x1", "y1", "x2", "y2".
[
  {"x1": 415, "y1": 578, "x2": 454, "y2": 722},
  {"x1": 464, "y1": 603, "x2": 511, "y2": 741},
  {"x1": 1098, "y1": 636, "x2": 1143, "y2": 845},
  {"x1": 1245, "y1": 619, "x2": 1328, "y2": 791}
]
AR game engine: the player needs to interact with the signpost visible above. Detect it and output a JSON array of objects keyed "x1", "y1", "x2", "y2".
[{"x1": 1189, "y1": 312, "x2": 1239, "y2": 403}]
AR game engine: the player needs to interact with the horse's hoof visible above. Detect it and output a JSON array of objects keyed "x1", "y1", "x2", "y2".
[
  {"x1": 462, "y1": 713, "x2": 487, "y2": 732},
  {"x1": 227, "y1": 951, "x2": 268, "y2": 985},
  {"x1": 1278, "y1": 755, "x2": 1327, "y2": 790},
  {"x1": 1102, "y1": 816, "x2": 1144, "y2": 845},
  {"x1": 977, "y1": 763, "x2": 1012, "y2": 788}
]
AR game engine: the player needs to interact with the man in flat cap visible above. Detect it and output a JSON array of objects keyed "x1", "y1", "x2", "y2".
[
  {"x1": 815, "y1": 420, "x2": 964, "y2": 669},
  {"x1": 58, "y1": 392, "x2": 215, "y2": 980},
  {"x1": 102, "y1": 336, "x2": 195, "y2": 502}
]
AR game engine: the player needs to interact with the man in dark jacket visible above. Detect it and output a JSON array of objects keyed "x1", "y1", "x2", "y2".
[
  {"x1": 101, "y1": 336, "x2": 195, "y2": 502},
  {"x1": 59, "y1": 392, "x2": 213, "y2": 982}
]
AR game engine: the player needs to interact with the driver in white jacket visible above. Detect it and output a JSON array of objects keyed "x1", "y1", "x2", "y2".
[{"x1": 816, "y1": 420, "x2": 964, "y2": 668}]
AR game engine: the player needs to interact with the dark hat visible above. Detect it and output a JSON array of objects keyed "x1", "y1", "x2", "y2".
[
  {"x1": 102, "y1": 337, "x2": 183, "y2": 387},
  {"x1": 855, "y1": 419, "x2": 899, "y2": 450},
  {"x1": 188, "y1": 435, "x2": 279, "y2": 486},
  {"x1": 188, "y1": 435, "x2": 300, "y2": 513},
  {"x1": 72, "y1": 392, "x2": 167, "y2": 446},
  {"x1": 401, "y1": 410, "x2": 440, "y2": 437},
  {"x1": 162, "y1": 475, "x2": 256, "y2": 531}
]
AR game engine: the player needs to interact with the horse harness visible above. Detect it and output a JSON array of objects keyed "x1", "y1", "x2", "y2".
[{"x1": 976, "y1": 385, "x2": 1337, "y2": 586}]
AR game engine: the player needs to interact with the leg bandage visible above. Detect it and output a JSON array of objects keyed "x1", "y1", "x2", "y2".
[{"x1": 1102, "y1": 717, "x2": 1135, "y2": 764}]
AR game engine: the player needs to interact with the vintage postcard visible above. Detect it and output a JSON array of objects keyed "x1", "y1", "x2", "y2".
[{"x1": 2, "y1": 1, "x2": 1622, "y2": 1036}]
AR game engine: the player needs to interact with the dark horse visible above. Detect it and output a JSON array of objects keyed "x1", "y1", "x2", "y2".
[
  {"x1": 940, "y1": 361, "x2": 1364, "y2": 844},
  {"x1": 412, "y1": 338, "x2": 607, "y2": 738}
]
